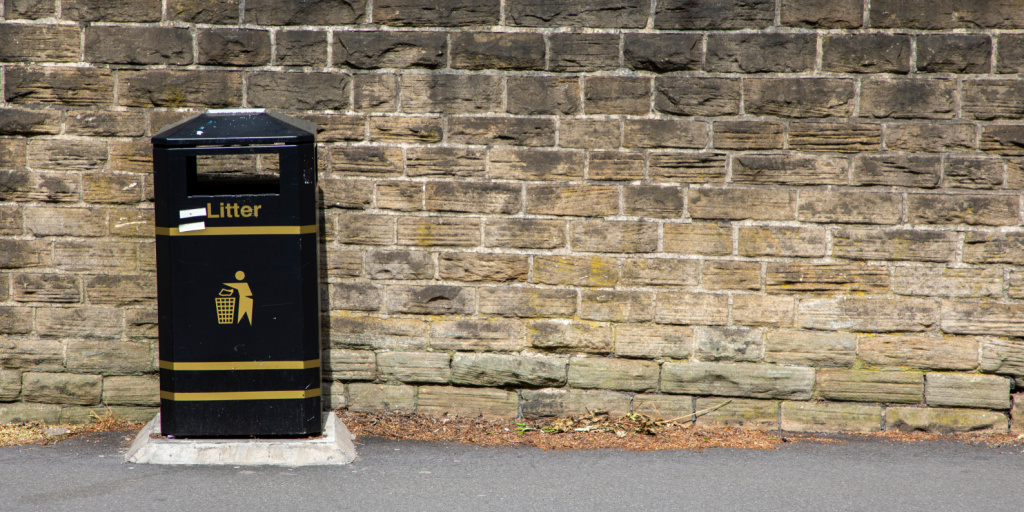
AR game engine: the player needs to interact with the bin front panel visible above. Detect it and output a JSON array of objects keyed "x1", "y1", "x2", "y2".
[{"x1": 154, "y1": 142, "x2": 321, "y2": 437}]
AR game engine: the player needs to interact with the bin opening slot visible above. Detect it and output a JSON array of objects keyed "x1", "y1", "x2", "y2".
[{"x1": 186, "y1": 153, "x2": 280, "y2": 196}]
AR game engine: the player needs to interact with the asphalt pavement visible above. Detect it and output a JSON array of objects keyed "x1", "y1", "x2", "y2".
[{"x1": 1, "y1": 429, "x2": 1022, "y2": 511}]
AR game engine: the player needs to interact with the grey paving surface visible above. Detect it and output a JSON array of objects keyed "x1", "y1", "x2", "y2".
[{"x1": 1, "y1": 429, "x2": 1022, "y2": 512}]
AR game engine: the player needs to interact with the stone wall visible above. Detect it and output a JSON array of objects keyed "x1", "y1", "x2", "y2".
[{"x1": 2, "y1": 0, "x2": 1024, "y2": 433}]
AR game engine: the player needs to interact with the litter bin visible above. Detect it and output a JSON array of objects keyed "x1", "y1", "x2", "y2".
[{"x1": 152, "y1": 109, "x2": 321, "y2": 437}]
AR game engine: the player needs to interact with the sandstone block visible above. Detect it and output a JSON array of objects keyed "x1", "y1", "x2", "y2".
[
  {"x1": 37, "y1": 307, "x2": 123, "y2": 339},
  {"x1": 797, "y1": 190, "x2": 901, "y2": 225},
  {"x1": 941, "y1": 301, "x2": 1024, "y2": 337},
  {"x1": 488, "y1": 148, "x2": 584, "y2": 181},
  {"x1": 336, "y1": 214, "x2": 394, "y2": 245},
  {"x1": 816, "y1": 369, "x2": 923, "y2": 404},
  {"x1": 707, "y1": 34, "x2": 816, "y2": 73},
  {"x1": 620, "y1": 258, "x2": 699, "y2": 287},
  {"x1": 624, "y1": 33, "x2": 702, "y2": 72},
  {"x1": 331, "y1": 282, "x2": 382, "y2": 311},
  {"x1": 980, "y1": 338, "x2": 1024, "y2": 377},
  {"x1": 584, "y1": 77, "x2": 651, "y2": 116},
  {"x1": 85, "y1": 275, "x2": 157, "y2": 306},
  {"x1": 766, "y1": 262, "x2": 890, "y2": 294},
  {"x1": 860, "y1": 334, "x2": 978, "y2": 371},
  {"x1": 521, "y1": 388, "x2": 630, "y2": 419},
  {"x1": 0, "y1": 239, "x2": 52, "y2": 269},
  {"x1": 407, "y1": 147, "x2": 486, "y2": 177},
  {"x1": 548, "y1": 33, "x2": 620, "y2": 72},
  {"x1": 623, "y1": 119, "x2": 707, "y2": 150},
  {"x1": 656, "y1": 292, "x2": 729, "y2": 326},
  {"x1": 861, "y1": 79, "x2": 958, "y2": 119},
  {"x1": 335, "y1": 31, "x2": 445, "y2": 69},
  {"x1": 66, "y1": 340, "x2": 151, "y2": 375},
  {"x1": 484, "y1": 219, "x2": 566, "y2": 249},
  {"x1": 417, "y1": 386, "x2": 518, "y2": 418},
  {"x1": 0, "y1": 108, "x2": 61, "y2": 136},
  {"x1": 526, "y1": 185, "x2": 619, "y2": 217},
  {"x1": 23, "y1": 372, "x2": 102, "y2": 405},
  {"x1": 102, "y1": 375, "x2": 159, "y2": 407},
  {"x1": 886, "y1": 123, "x2": 975, "y2": 153},
  {"x1": 386, "y1": 285, "x2": 473, "y2": 315},
  {"x1": 323, "y1": 381, "x2": 346, "y2": 410},
  {"x1": 892, "y1": 266, "x2": 1002, "y2": 298},
  {"x1": 248, "y1": 72, "x2": 349, "y2": 110},
  {"x1": 83, "y1": 173, "x2": 144, "y2": 204},
  {"x1": 118, "y1": 70, "x2": 240, "y2": 108},
  {"x1": 196, "y1": 28, "x2": 270, "y2": 66},
  {"x1": 1013, "y1": 394, "x2": 1024, "y2": 432},
  {"x1": 27, "y1": 140, "x2": 107, "y2": 172},
  {"x1": 0, "y1": 369, "x2": 20, "y2": 401},
  {"x1": 366, "y1": 250, "x2": 433, "y2": 280},
  {"x1": 125, "y1": 309, "x2": 158, "y2": 340},
  {"x1": 369, "y1": 116, "x2": 442, "y2": 143},
  {"x1": 0, "y1": 307, "x2": 32, "y2": 334},
  {"x1": 374, "y1": 0, "x2": 497, "y2": 26},
  {"x1": 0, "y1": 402, "x2": 60, "y2": 424},
  {"x1": 738, "y1": 226, "x2": 826, "y2": 258},
  {"x1": 944, "y1": 157, "x2": 1005, "y2": 189},
  {"x1": 689, "y1": 187, "x2": 795, "y2": 221},
  {"x1": 533, "y1": 256, "x2": 618, "y2": 288},
  {"x1": 0, "y1": 339, "x2": 64, "y2": 371},
  {"x1": 832, "y1": 228, "x2": 957, "y2": 262},
  {"x1": 702, "y1": 261, "x2": 761, "y2": 291},
  {"x1": 449, "y1": 116, "x2": 554, "y2": 147},
  {"x1": 789, "y1": 122, "x2": 881, "y2": 153},
  {"x1": 347, "y1": 382, "x2": 415, "y2": 413},
  {"x1": 745, "y1": 78, "x2": 855, "y2": 118},
  {"x1": 781, "y1": 402, "x2": 882, "y2": 432},
  {"x1": 277, "y1": 30, "x2": 327, "y2": 67},
  {"x1": 797, "y1": 297, "x2": 938, "y2": 332},
  {"x1": 663, "y1": 222, "x2": 732, "y2": 255},
  {"x1": 926, "y1": 373, "x2": 1011, "y2": 410},
  {"x1": 377, "y1": 351, "x2": 450, "y2": 383},
  {"x1": 713, "y1": 121, "x2": 784, "y2": 150},
  {"x1": 64, "y1": 0, "x2": 161, "y2": 21},
  {"x1": 886, "y1": 407, "x2": 1007, "y2": 434},
  {"x1": 451, "y1": 353, "x2": 567, "y2": 388},
  {"x1": 695, "y1": 327, "x2": 763, "y2": 363},
  {"x1": 559, "y1": 119, "x2": 620, "y2": 149},
  {"x1": 332, "y1": 146, "x2": 403, "y2": 176},
  {"x1": 323, "y1": 349, "x2": 375, "y2": 381},
  {"x1": 0, "y1": 24, "x2": 80, "y2": 62},
  {"x1": 451, "y1": 32, "x2": 544, "y2": 70},
  {"x1": 656, "y1": 77, "x2": 740, "y2": 116},
  {"x1": 439, "y1": 252, "x2": 527, "y2": 283},
  {"x1": 732, "y1": 295, "x2": 796, "y2": 328},
  {"x1": 871, "y1": 0, "x2": 1024, "y2": 29},
  {"x1": 4, "y1": 0, "x2": 56, "y2": 19},
  {"x1": 648, "y1": 153, "x2": 727, "y2": 183},
  {"x1": 963, "y1": 232, "x2": 1024, "y2": 264},
  {"x1": 245, "y1": 0, "x2": 364, "y2": 24},
  {"x1": 528, "y1": 320, "x2": 612, "y2": 354},
  {"x1": 909, "y1": 194, "x2": 1019, "y2": 226},
  {"x1": 615, "y1": 324, "x2": 694, "y2": 359},
  {"x1": 581, "y1": 290, "x2": 655, "y2": 323},
  {"x1": 24, "y1": 207, "x2": 104, "y2": 237},
  {"x1": 430, "y1": 319, "x2": 527, "y2": 352},
  {"x1": 479, "y1": 287, "x2": 575, "y2": 319},
  {"x1": 732, "y1": 154, "x2": 848, "y2": 186},
  {"x1": 330, "y1": 315, "x2": 428, "y2": 350},
  {"x1": 633, "y1": 394, "x2": 694, "y2": 421},
  {"x1": 6, "y1": 66, "x2": 111, "y2": 106},
  {"x1": 655, "y1": 0, "x2": 773, "y2": 29},
  {"x1": 570, "y1": 221, "x2": 658, "y2": 253},
  {"x1": 506, "y1": 76, "x2": 580, "y2": 115},
  {"x1": 695, "y1": 397, "x2": 779, "y2": 429},
  {"x1": 764, "y1": 330, "x2": 856, "y2": 367},
  {"x1": 568, "y1": 357, "x2": 659, "y2": 392},
  {"x1": 402, "y1": 74, "x2": 502, "y2": 114},
  {"x1": 981, "y1": 125, "x2": 1024, "y2": 156},
  {"x1": 662, "y1": 362, "x2": 814, "y2": 399},
  {"x1": 963, "y1": 80, "x2": 1024, "y2": 121},
  {"x1": 509, "y1": 0, "x2": 648, "y2": 28},
  {"x1": 426, "y1": 181, "x2": 520, "y2": 214},
  {"x1": 397, "y1": 217, "x2": 480, "y2": 247},
  {"x1": 822, "y1": 34, "x2": 911, "y2": 73},
  {"x1": 780, "y1": 0, "x2": 862, "y2": 28},
  {"x1": 917, "y1": 34, "x2": 991, "y2": 74}
]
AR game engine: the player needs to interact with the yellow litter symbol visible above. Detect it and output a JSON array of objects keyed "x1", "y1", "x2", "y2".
[{"x1": 215, "y1": 270, "x2": 253, "y2": 325}]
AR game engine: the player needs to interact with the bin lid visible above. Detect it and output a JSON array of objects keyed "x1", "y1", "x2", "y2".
[{"x1": 152, "y1": 109, "x2": 316, "y2": 147}]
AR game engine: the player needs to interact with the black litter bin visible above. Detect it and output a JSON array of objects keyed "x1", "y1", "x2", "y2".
[{"x1": 152, "y1": 109, "x2": 321, "y2": 437}]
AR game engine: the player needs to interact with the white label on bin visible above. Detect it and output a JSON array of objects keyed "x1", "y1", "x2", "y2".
[
  {"x1": 178, "y1": 221, "x2": 206, "y2": 233},
  {"x1": 179, "y1": 207, "x2": 207, "y2": 219}
]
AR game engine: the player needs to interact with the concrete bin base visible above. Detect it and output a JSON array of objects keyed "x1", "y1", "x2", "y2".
[{"x1": 125, "y1": 412, "x2": 357, "y2": 466}]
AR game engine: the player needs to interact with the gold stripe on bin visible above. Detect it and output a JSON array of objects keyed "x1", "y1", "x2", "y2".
[
  {"x1": 154, "y1": 225, "x2": 317, "y2": 236},
  {"x1": 160, "y1": 389, "x2": 321, "y2": 401},
  {"x1": 159, "y1": 359, "x2": 320, "y2": 371}
]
